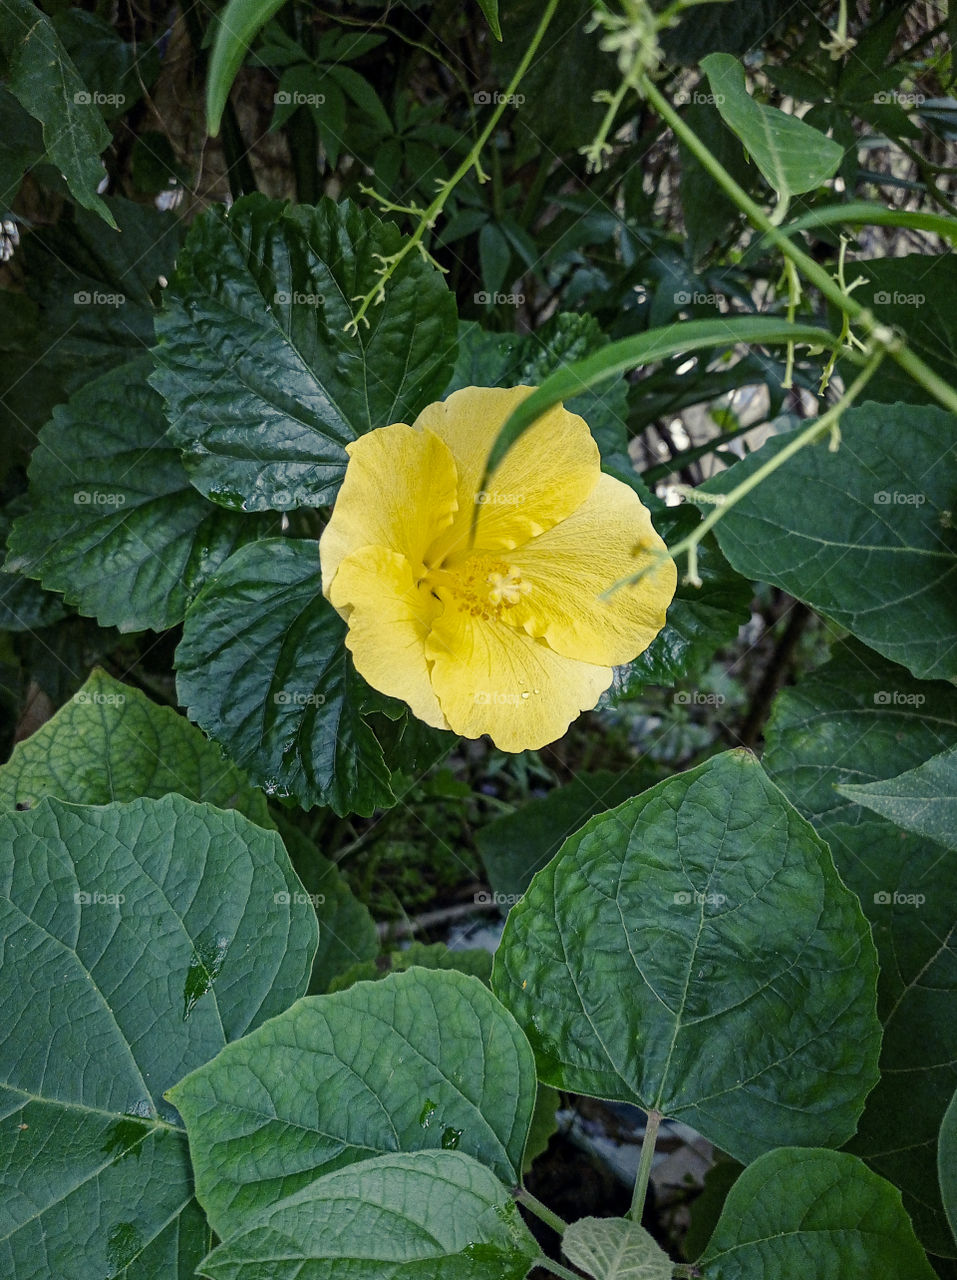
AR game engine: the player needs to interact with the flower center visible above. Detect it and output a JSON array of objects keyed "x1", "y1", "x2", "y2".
[{"x1": 423, "y1": 556, "x2": 531, "y2": 621}]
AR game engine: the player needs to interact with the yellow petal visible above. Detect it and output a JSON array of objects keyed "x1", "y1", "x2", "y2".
[
  {"x1": 414, "y1": 386, "x2": 600, "y2": 561},
  {"x1": 425, "y1": 598, "x2": 611, "y2": 752},
  {"x1": 329, "y1": 545, "x2": 450, "y2": 731},
  {"x1": 507, "y1": 474, "x2": 677, "y2": 667},
  {"x1": 320, "y1": 422, "x2": 458, "y2": 597}
]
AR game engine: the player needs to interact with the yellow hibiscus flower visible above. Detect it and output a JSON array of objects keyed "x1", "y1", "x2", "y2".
[{"x1": 320, "y1": 385, "x2": 677, "y2": 752}]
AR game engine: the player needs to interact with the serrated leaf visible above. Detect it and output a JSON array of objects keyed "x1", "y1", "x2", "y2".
[
  {"x1": 5, "y1": 359, "x2": 270, "y2": 632},
  {"x1": 492, "y1": 751, "x2": 880, "y2": 1165},
  {"x1": 0, "y1": 667, "x2": 271, "y2": 826},
  {"x1": 198, "y1": 1150, "x2": 539, "y2": 1280},
  {"x1": 836, "y1": 744, "x2": 957, "y2": 851},
  {"x1": 170, "y1": 968, "x2": 537, "y2": 1236},
  {"x1": 763, "y1": 639, "x2": 957, "y2": 1255},
  {"x1": 563, "y1": 1217, "x2": 671, "y2": 1280},
  {"x1": 697, "y1": 1148, "x2": 936, "y2": 1278},
  {"x1": 702, "y1": 54, "x2": 843, "y2": 200},
  {"x1": 0, "y1": 794, "x2": 317, "y2": 1278},
  {"x1": 0, "y1": 0, "x2": 115, "y2": 225},
  {"x1": 151, "y1": 194, "x2": 457, "y2": 512},
  {"x1": 701, "y1": 403, "x2": 957, "y2": 682},
  {"x1": 175, "y1": 537, "x2": 398, "y2": 816}
]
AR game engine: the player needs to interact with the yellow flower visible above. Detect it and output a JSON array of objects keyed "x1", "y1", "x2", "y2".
[{"x1": 320, "y1": 386, "x2": 677, "y2": 752}]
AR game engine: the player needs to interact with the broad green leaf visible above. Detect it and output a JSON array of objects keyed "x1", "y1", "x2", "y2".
[
  {"x1": 0, "y1": 794, "x2": 317, "y2": 1278},
  {"x1": 611, "y1": 508, "x2": 753, "y2": 692},
  {"x1": 327, "y1": 941, "x2": 493, "y2": 993},
  {"x1": 198, "y1": 1150, "x2": 539, "y2": 1280},
  {"x1": 838, "y1": 255, "x2": 957, "y2": 405},
  {"x1": 170, "y1": 968, "x2": 536, "y2": 1236},
  {"x1": 5, "y1": 359, "x2": 269, "y2": 632},
  {"x1": 701, "y1": 403, "x2": 957, "y2": 682},
  {"x1": 206, "y1": 0, "x2": 290, "y2": 134},
  {"x1": 476, "y1": 768, "x2": 661, "y2": 900},
  {"x1": 764, "y1": 639, "x2": 957, "y2": 1254},
  {"x1": 176, "y1": 537, "x2": 404, "y2": 816},
  {"x1": 697, "y1": 1148, "x2": 936, "y2": 1278},
  {"x1": 492, "y1": 750, "x2": 880, "y2": 1164},
  {"x1": 0, "y1": 667, "x2": 271, "y2": 826},
  {"x1": 701, "y1": 54, "x2": 843, "y2": 200},
  {"x1": 836, "y1": 745, "x2": 957, "y2": 851},
  {"x1": 563, "y1": 1217, "x2": 671, "y2": 1280},
  {"x1": 0, "y1": 507, "x2": 68, "y2": 632},
  {"x1": 940, "y1": 1087, "x2": 957, "y2": 1249},
  {"x1": 0, "y1": 0, "x2": 115, "y2": 225},
  {"x1": 151, "y1": 194, "x2": 457, "y2": 512},
  {"x1": 479, "y1": 318, "x2": 836, "y2": 484}
]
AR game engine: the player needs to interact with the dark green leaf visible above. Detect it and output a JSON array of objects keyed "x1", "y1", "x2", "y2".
[
  {"x1": 206, "y1": 0, "x2": 291, "y2": 135},
  {"x1": 197, "y1": 1151, "x2": 539, "y2": 1280},
  {"x1": 475, "y1": 0, "x2": 502, "y2": 40},
  {"x1": 169, "y1": 969, "x2": 536, "y2": 1234},
  {"x1": 697, "y1": 1148, "x2": 936, "y2": 1278},
  {"x1": 702, "y1": 403, "x2": 957, "y2": 682},
  {"x1": 151, "y1": 194, "x2": 457, "y2": 512},
  {"x1": 0, "y1": 667, "x2": 271, "y2": 826},
  {"x1": 493, "y1": 751, "x2": 880, "y2": 1164},
  {"x1": 175, "y1": 537, "x2": 398, "y2": 816},
  {"x1": 0, "y1": 0, "x2": 115, "y2": 224},
  {"x1": 0, "y1": 793, "x2": 317, "y2": 1277},
  {"x1": 701, "y1": 54, "x2": 843, "y2": 200},
  {"x1": 837, "y1": 745, "x2": 957, "y2": 851},
  {"x1": 5, "y1": 360, "x2": 270, "y2": 632}
]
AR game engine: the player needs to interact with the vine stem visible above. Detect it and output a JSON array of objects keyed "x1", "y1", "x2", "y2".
[
  {"x1": 637, "y1": 72, "x2": 957, "y2": 417},
  {"x1": 666, "y1": 348, "x2": 883, "y2": 585},
  {"x1": 630, "y1": 1108, "x2": 663, "y2": 1222},
  {"x1": 344, "y1": 0, "x2": 561, "y2": 334},
  {"x1": 515, "y1": 1187, "x2": 570, "y2": 1236}
]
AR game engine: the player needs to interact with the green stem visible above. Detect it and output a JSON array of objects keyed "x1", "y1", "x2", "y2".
[
  {"x1": 638, "y1": 72, "x2": 957, "y2": 416},
  {"x1": 515, "y1": 1187, "x2": 569, "y2": 1236},
  {"x1": 631, "y1": 1108, "x2": 663, "y2": 1222},
  {"x1": 669, "y1": 348, "x2": 884, "y2": 585},
  {"x1": 345, "y1": 0, "x2": 561, "y2": 333},
  {"x1": 537, "y1": 1259, "x2": 582, "y2": 1280}
]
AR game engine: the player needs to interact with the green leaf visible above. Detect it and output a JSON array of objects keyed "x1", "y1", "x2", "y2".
[
  {"x1": 476, "y1": 768, "x2": 661, "y2": 900},
  {"x1": 0, "y1": 793, "x2": 317, "y2": 1278},
  {"x1": 0, "y1": 667, "x2": 271, "y2": 825},
  {"x1": 612, "y1": 507, "x2": 753, "y2": 692},
  {"x1": 206, "y1": 0, "x2": 291, "y2": 135},
  {"x1": 763, "y1": 639, "x2": 957, "y2": 1254},
  {"x1": 175, "y1": 537, "x2": 399, "y2": 816},
  {"x1": 475, "y1": 0, "x2": 502, "y2": 39},
  {"x1": 0, "y1": 506, "x2": 68, "y2": 632},
  {"x1": 701, "y1": 54, "x2": 843, "y2": 201},
  {"x1": 151, "y1": 194, "x2": 457, "y2": 512},
  {"x1": 479, "y1": 317, "x2": 837, "y2": 484},
  {"x1": 170, "y1": 968, "x2": 536, "y2": 1236},
  {"x1": 563, "y1": 1217, "x2": 671, "y2": 1280},
  {"x1": 836, "y1": 745, "x2": 957, "y2": 851},
  {"x1": 0, "y1": 0, "x2": 115, "y2": 225},
  {"x1": 701, "y1": 403, "x2": 957, "y2": 682},
  {"x1": 492, "y1": 750, "x2": 880, "y2": 1164},
  {"x1": 940, "y1": 1087, "x2": 957, "y2": 1249},
  {"x1": 198, "y1": 1150, "x2": 539, "y2": 1280},
  {"x1": 5, "y1": 359, "x2": 270, "y2": 632},
  {"x1": 697, "y1": 1148, "x2": 936, "y2": 1278}
]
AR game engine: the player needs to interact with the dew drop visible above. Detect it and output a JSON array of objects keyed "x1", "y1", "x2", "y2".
[
  {"x1": 521, "y1": 691, "x2": 530, "y2": 700},
  {"x1": 418, "y1": 1098, "x2": 437, "y2": 1128},
  {"x1": 441, "y1": 1125, "x2": 463, "y2": 1149}
]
